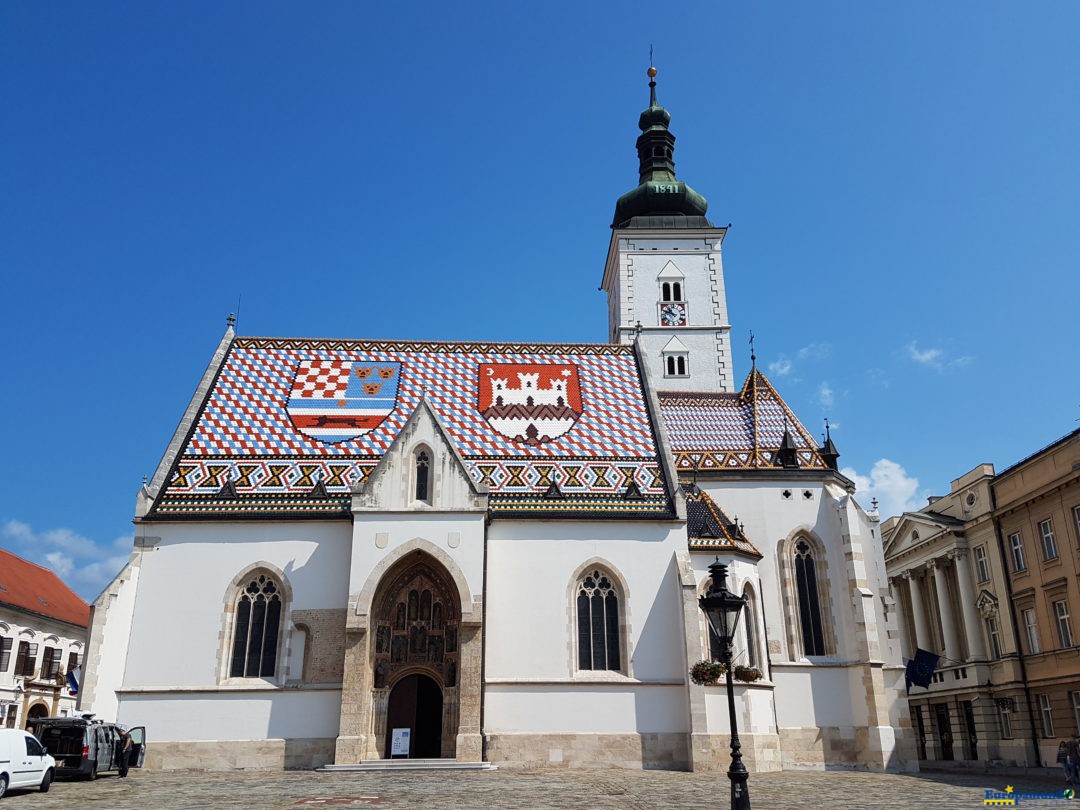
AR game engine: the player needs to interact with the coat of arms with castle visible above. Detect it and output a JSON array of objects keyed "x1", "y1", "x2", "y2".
[{"x1": 477, "y1": 363, "x2": 583, "y2": 446}]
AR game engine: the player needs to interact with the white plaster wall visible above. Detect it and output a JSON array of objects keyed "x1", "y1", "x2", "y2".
[
  {"x1": 688, "y1": 555, "x2": 764, "y2": 665},
  {"x1": 771, "y1": 666, "x2": 857, "y2": 728},
  {"x1": 116, "y1": 689, "x2": 341, "y2": 740},
  {"x1": 606, "y1": 231, "x2": 733, "y2": 392},
  {"x1": 82, "y1": 558, "x2": 139, "y2": 721},
  {"x1": 123, "y1": 521, "x2": 351, "y2": 687},
  {"x1": 697, "y1": 479, "x2": 856, "y2": 663},
  {"x1": 704, "y1": 686, "x2": 778, "y2": 735},
  {"x1": 484, "y1": 519, "x2": 687, "y2": 683},
  {"x1": 484, "y1": 684, "x2": 687, "y2": 733},
  {"x1": 348, "y1": 513, "x2": 485, "y2": 610}
]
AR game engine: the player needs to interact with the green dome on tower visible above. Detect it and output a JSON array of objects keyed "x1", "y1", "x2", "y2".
[{"x1": 612, "y1": 67, "x2": 711, "y2": 229}]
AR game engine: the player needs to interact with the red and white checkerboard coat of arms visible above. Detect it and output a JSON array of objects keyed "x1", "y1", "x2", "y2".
[
  {"x1": 478, "y1": 363, "x2": 582, "y2": 446},
  {"x1": 286, "y1": 360, "x2": 401, "y2": 442}
]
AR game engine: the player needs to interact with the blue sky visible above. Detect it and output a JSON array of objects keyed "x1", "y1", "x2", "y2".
[{"x1": 2, "y1": 2, "x2": 1078, "y2": 600}]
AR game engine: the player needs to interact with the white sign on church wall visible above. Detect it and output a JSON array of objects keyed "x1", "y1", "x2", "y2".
[{"x1": 390, "y1": 728, "x2": 411, "y2": 757}]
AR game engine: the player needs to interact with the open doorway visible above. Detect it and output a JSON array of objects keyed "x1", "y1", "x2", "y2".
[{"x1": 385, "y1": 673, "x2": 443, "y2": 758}]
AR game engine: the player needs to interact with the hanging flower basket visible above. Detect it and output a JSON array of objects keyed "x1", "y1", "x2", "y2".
[
  {"x1": 733, "y1": 665, "x2": 764, "y2": 683},
  {"x1": 689, "y1": 660, "x2": 726, "y2": 685}
]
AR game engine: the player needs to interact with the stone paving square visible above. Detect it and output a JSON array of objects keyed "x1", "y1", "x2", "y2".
[{"x1": 0, "y1": 768, "x2": 1074, "y2": 809}]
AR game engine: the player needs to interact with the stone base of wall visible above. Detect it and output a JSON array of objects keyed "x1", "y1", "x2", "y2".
[
  {"x1": 484, "y1": 732, "x2": 689, "y2": 770},
  {"x1": 144, "y1": 738, "x2": 336, "y2": 771},
  {"x1": 778, "y1": 727, "x2": 918, "y2": 772},
  {"x1": 688, "y1": 732, "x2": 782, "y2": 773}
]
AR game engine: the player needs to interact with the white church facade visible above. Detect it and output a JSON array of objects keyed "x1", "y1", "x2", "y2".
[{"x1": 82, "y1": 71, "x2": 916, "y2": 773}]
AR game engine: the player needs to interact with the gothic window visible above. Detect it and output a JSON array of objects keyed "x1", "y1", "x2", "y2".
[
  {"x1": 415, "y1": 450, "x2": 431, "y2": 503},
  {"x1": 229, "y1": 573, "x2": 283, "y2": 678},
  {"x1": 742, "y1": 585, "x2": 760, "y2": 669},
  {"x1": 576, "y1": 569, "x2": 622, "y2": 671},
  {"x1": 794, "y1": 539, "x2": 827, "y2": 657}
]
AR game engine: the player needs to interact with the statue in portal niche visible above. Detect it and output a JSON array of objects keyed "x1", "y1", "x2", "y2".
[{"x1": 374, "y1": 660, "x2": 389, "y2": 688}]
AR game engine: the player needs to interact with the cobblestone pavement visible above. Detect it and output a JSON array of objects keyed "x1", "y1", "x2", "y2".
[{"x1": 0, "y1": 767, "x2": 1073, "y2": 809}]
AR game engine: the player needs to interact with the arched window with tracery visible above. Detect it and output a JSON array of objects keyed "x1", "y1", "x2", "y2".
[
  {"x1": 414, "y1": 448, "x2": 431, "y2": 503},
  {"x1": 741, "y1": 585, "x2": 760, "y2": 668},
  {"x1": 229, "y1": 573, "x2": 283, "y2": 678},
  {"x1": 794, "y1": 540, "x2": 827, "y2": 656},
  {"x1": 576, "y1": 569, "x2": 622, "y2": 671}
]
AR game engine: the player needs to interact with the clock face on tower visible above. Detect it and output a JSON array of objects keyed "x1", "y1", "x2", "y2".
[{"x1": 659, "y1": 303, "x2": 687, "y2": 326}]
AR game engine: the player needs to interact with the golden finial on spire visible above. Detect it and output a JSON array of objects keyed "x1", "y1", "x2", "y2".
[{"x1": 647, "y1": 65, "x2": 657, "y2": 78}]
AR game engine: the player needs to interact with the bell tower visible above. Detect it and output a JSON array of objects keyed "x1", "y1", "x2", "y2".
[{"x1": 600, "y1": 66, "x2": 733, "y2": 393}]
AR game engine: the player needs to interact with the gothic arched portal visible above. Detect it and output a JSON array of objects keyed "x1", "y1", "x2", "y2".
[{"x1": 370, "y1": 554, "x2": 461, "y2": 758}]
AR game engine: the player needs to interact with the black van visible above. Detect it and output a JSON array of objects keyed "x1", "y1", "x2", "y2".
[{"x1": 29, "y1": 717, "x2": 145, "y2": 780}]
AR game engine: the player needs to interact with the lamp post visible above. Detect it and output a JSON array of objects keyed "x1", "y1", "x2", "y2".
[{"x1": 699, "y1": 559, "x2": 751, "y2": 810}]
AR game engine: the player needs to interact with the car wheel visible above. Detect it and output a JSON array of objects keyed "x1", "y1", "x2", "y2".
[
  {"x1": 40, "y1": 768, "x2": 53, "y2": 793},
  {"x1": 87, "y1": 762, "x2": 98, "y2": 781},
  {"x1": 0, "y1": 773, "x2": 8, "y2": 799}
]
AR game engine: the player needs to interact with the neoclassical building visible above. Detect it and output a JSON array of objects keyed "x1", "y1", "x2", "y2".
[
  {"x1": 0, "y1": 549, "x2": 88, "y2": 729},
  {"x1": 82, "y1": 70, "x2": 914, "y2": 772},
  {"x1": 883, "y1": 428, "x2": 1080, "y2": 769}
]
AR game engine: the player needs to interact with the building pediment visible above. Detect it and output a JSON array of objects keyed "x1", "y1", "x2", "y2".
[{"x1": 883, "y1": 512, "x2": 965, "y2": 559}]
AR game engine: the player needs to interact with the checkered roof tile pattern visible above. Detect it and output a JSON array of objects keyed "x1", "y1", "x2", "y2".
[{"x1": 163, "y1": 338, "x2": 666, "y2": 504}]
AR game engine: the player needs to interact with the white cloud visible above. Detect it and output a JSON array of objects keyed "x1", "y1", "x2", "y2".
[
  {"x1": 797, "y1": 343, "x2": 831, "y2": 361},
  {"x1": 842, "y1": 458, "x2": 923, "y2": 519},
  {"x1": 905, "y1": 341, "x2": 972, "y2": 373},
  {"x1": 766, "y1": 343, "x2": 832, "y2": 381},
  {"x1": 1, "y1": 520, "x2": 131, "y2": 601},
  {"x1": 817, "y1": 382, "x2": 835, "y2": 408},
  {"x1": 866, "y1": 368, "x2": 891, "y2": 389},
  {"x1": 768, "y1": 357, "x2": 792, "y2": 377}
]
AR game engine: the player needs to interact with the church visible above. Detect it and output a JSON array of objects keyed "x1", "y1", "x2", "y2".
[{"x1": 81, "y1": 69, "x2": 916, "y2": 773}]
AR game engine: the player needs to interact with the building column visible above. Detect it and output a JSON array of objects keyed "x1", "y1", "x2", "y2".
[
  {"x1": 891, "y1": 577, "x2": 915, "y2": 659},
  {"x1": 904, "y1": 569, "x2": 932, "y2": 652},
  {"x1": 929, "y1": 558, "x2": 962, "y2": 663},
  {"x1": 949, "y1": 549, "x2": 987, "y2": 660}
]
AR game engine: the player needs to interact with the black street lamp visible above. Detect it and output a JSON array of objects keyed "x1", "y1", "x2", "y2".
[{"x1": 699, "y1": 559, "x2": 751, "y2": 810}]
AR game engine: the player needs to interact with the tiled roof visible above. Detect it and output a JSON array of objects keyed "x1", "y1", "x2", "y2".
[
  {"x1": 658, "y1": 369, "x2": 827, "y2": 471},
  {"x1": 0, "y1": 549, "x2": 90, "y2": 628},
  {"x1": 152, "y1": 338, "x2": 671, "y2": 518},
  {"x1": 682, "y1": 484, "x2": 762, "y2": 556}
]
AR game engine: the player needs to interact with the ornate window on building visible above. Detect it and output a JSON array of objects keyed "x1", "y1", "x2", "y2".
[
  {"x1": 1022, "y1": 608, "x2": 1041, "y2": 654},
  {"x1": 576, "y1": 569, "x2": 622, "y2": 672},
  {"x1": 0, "y1": 636, "x2": 11, "y2": 673},
  {"x1": 1008, "y1": 532, "x2": 1027, "y2": 572},
  {"x1": 794, "y1": 540, "x2": 827, "y2": 656},
  {"x1": 14, "y1": 641, "x2": 38, "y2": 677},
  {"x1": 1038, "y1": 693, "x2": 1055, "y2": 737},
  {"x1": 229, "y1": 573, "x2": 284, "y2": 678},
  {"x1": 986, "y1": 616, "x2": 1003, "y2": 658},
  {"x1": 973, "y1": 545, "x2": 990, "y2": 583},
  {"x1": 40, "y1": 646, "x2": 62, "y2": 680},
  {"x1": 414, "y1": 448, "x2": 432, "y2": 503},
  {"x1": 1039, "y1": 519, "x2": 1058, "y2": 561},
  {"x1": 998, "y1": 701, "x2": 1014, "y2": 738},
  {"x1": 1054, "y1": 599, "x2": 1074, "y2": 648}
]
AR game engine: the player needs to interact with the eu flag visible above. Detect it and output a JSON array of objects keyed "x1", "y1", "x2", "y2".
[{"x1": 907, "y1": 648, "x2": 940, "y2": 689}]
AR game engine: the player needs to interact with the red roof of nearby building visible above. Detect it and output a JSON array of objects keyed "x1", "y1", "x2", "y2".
[{"x1": 0, "y1": 549, "x2": 90, "y2": 628}]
